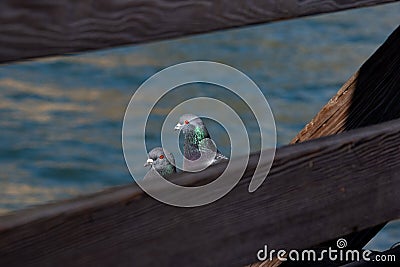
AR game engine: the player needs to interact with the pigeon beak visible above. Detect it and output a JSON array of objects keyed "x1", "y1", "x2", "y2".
[
  {"x1": 144, "y1": 158, "x2": 153, "y2": 167},
  {"x1": 174, "y1": 123, "x2": 183, "y2": 131}
]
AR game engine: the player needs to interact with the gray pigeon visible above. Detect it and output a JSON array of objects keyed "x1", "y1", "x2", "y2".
[
  {"x1": 144, "y1": 147, "x2": 176, "y2": 179},
  {"x1": 174, "y1": 114, "x2": 228, "y2": 170}
]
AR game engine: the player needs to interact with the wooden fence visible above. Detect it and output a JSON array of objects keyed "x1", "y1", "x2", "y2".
[{"x1": 0, "y1": 0, "x2": 400, "y2": 266}]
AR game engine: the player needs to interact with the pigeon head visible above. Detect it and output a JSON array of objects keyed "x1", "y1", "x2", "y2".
[
  {"x1": 174, "y1": 114, "x2": 210, "y2": 143},
  {"x1": 174, "y1": 114, "x2": 215, "y2": 162},
  {"x1": 144, "y1": 147, "x2": 176, "y2": 177}
]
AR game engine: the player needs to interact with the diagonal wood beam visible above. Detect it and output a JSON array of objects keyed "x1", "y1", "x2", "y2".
[
  {"x1": 291, "y1": 24, "x2": 400, "y2": 247},
  {"x1": 251, "y1": 23, "x2": 400, "y2": 267}
]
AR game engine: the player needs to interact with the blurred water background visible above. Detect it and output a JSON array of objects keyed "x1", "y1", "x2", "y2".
[{"x1": 0, "y1": 3, "x2": 399, "y2": 250}]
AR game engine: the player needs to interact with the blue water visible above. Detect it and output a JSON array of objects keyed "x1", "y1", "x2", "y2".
[{"x1": 0, "y1": 3, "x2": 399, "y2": 250}]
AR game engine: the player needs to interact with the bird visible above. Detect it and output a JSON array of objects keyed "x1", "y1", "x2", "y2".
[
  {"x1": 144, "y1": 147, "x2": 176, "y2": 179},
  {"x1": 174, "y1": 114, "x2": 228, "y2": 171}
]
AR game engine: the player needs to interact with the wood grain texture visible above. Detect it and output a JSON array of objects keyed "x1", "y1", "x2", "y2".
[
  {"x1": 0, "y1": 0, "x2": 398, "y2": 63},
  {"x1": 1, "y1": 118, "x2": 400, "y2": 267},
  {"x1": 291, "y1": 25, "x2": 400, "y2": 143}
]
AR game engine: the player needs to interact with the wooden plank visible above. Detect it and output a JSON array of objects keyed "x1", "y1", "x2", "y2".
[
  {"x1": 0, "y1": 0, "x2": 398, "y2": 63},
  {"x1": 1, "y1": 117, "x2": 400, "y2": 267}
]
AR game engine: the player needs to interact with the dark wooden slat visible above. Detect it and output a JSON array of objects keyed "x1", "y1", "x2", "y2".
[
  {"x1": 1, "y1": 118, "x2": 400, "y2": 267},
  {"x1": 0, "y1": 0, "x2": 398, "y2": 63}
]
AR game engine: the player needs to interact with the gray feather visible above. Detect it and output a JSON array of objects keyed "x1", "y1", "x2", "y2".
[{"x1": 144, "y1": 147, "x2": 176, "y2": 179}]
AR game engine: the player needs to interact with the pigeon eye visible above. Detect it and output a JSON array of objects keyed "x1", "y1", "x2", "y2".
[
  {"x1": 184, "y1": 120, "x2": 189, "y2": 124},
  {"x1": 159, "y1": 155, "x2": 164, "y2": 159}
]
